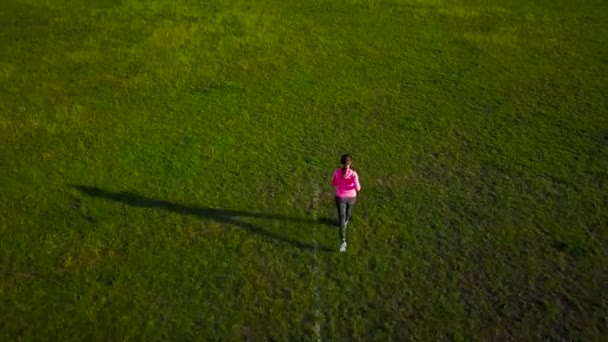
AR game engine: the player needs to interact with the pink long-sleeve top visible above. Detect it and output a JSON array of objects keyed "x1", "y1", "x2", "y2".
[{"x1": 331, "y1": 168, "x2": 361, "y2": 198}]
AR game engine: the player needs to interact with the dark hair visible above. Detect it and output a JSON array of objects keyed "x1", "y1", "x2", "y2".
[{"x1": 340, "y1": 154, "x2": 352, "y2": 178}]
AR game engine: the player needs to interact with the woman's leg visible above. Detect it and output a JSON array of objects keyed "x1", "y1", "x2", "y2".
[
  {"x1": 335, "y1": 196, "x2": 347, "y2": 241},
  {"x1": 344, "y1": 197, "x2": 356, "y2": 226}
]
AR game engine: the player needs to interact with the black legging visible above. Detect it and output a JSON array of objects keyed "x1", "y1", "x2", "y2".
[{"x1": 335, "y1": 196, "x2": 356, "y2": 241}]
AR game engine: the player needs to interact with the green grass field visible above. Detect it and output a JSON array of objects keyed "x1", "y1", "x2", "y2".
[{"x1": 1, "y1": 0, "x2": 607, "y2": 339}]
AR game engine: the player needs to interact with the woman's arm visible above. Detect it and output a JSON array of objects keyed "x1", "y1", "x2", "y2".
[
  {"x1": 354, "y1": 172, "x2": 361, "y2": 192},
  {"x1": 331, "y1": 171, "x2": 338, "y2": 187}
]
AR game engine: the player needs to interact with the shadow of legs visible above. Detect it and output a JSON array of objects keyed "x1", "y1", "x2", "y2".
[{"x1": 74, "y1": 185, "x2": 334, "y2": 252}]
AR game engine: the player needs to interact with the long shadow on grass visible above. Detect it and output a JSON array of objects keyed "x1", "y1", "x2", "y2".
[{"x1": 74, "y1": 185, "x2": 334, "y2": 252}]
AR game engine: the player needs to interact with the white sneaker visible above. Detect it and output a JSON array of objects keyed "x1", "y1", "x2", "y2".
[{"x1": 340, "y1": 241, "x2": 347, "y2": 252}]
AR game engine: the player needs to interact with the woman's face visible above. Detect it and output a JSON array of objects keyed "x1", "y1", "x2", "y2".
[{"x1": 345, "y1": 160, "x2": 352, "y2": 168}]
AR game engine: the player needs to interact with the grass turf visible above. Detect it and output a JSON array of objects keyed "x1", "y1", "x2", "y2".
[{"x1": 1, "y1": 0, "x2": 607, "y2": 339}]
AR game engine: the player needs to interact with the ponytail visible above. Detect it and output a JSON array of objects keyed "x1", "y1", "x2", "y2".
[{"x1": 340, "y1": 154, "x2": 352, "y2": 179}]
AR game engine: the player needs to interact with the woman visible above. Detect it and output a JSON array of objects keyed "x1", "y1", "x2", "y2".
[{"x1": 331, "y1": 154, "x2": 361, "y2": 252}]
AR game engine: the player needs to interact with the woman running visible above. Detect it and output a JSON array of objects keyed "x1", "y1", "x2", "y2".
[{"x1": 331, "y1": 154, "x2": 361, "y2": 252}]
